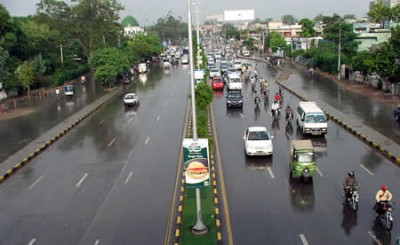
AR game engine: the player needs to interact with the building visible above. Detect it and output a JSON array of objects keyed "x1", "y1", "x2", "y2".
[{"x1": 121, "y1": 16, "x2": 144, "y2": 37}]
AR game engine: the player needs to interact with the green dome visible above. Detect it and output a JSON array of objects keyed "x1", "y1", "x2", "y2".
[{"x1": 121, "y1": 16, "x2": 139, "y2": 27}]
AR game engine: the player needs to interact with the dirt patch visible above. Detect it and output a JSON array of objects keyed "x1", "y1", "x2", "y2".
[{"x1": 0, "y1": 108, "x2": 35, "y2": 121}]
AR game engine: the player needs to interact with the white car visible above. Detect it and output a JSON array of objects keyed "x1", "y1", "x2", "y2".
[
  {"x1": 181, "y1": 55, "x2": 189, "y2": 64},
  {"x1": 123, "y1": 93, "x2": 139, "y2": 106},
  {"x1": 243, "y1": 127, "x2": 273, "y2": 156},
  {"x1": 138, "y1": 63, "x2": 147, "y2": 73},
  {"x1": 209, "y1": 68, "x2": 221, "y2": 78}
]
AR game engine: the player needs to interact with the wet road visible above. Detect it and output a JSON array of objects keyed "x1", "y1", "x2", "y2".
[
  {"x1": 283, "y1": 63, "x2": 400, "y2": 144},
  {"x1": 213, "y1": 61, "x2": 400, "y2": 244},
  {"x1": 0, "y1": 66, "x2": 190, "y2": 244},
  {"x1": 0, "y1": 75, "x2": 105, "y2": 163}
]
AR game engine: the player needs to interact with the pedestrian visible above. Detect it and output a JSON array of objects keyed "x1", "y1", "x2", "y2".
[{"x1": 56, "y1": 87, "x2": 60, "y2": 98}]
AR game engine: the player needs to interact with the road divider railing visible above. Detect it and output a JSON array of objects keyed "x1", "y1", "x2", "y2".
[{"x1": 0, "y1": 89, "x2": 121, "y2": 184}]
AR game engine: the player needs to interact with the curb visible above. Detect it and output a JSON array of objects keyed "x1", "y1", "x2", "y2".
[
  {"x1": 278, "y1": 82, "x2": 400, "y2": 165},
  {"x1": 0, "y1": 90, "x2": 121, "y2": 184}
]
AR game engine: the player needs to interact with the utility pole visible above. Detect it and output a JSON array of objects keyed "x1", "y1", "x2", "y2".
[
  {"x1": 290, "y1": 25, "x2": 293, "y2": 60},
  {"x1": 337, "y1": 23, "x2": 341, "y2": 80},
  {"x1": 194, "y1": 3, "x2": 201, "y2": 70},
  {"x1": 59, "y1": 44, "x2": 64, "y2": 64}
]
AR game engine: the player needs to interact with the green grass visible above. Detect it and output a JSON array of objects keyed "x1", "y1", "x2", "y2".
[{"x1": 180, "y1": 186, "x2": 217, "y2": 245}]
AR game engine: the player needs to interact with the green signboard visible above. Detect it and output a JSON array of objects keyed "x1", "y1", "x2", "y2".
[{"x1": 183, "y1": 138, "x2": 210, "y2": 188}]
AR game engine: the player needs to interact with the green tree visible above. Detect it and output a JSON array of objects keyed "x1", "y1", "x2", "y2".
[
  {"x1": 195, "y1": 81, "x2": 213, "y2": 110},
  {"x1": 221, "y1": 23, "x2": 240, "y2": 40},
  {"x1": 352, "y1": 50, "x2": 375, "y2": 75},
  {"x1": 368, "y1": 2, "x2": 392, "y2": 27},
  {"x1": 15, "y1": 61, "x2": 34, "y2": 96},
  {"x1": 299, "y1": 18, "x2": 316, "y2": 38},
  {"x1": 267, "y1": 32, "x2": 287, "y2": 52},
  {"x1": 152, "y1": 13, "x2": 187, "y2": 43},
  {"x1": 323, "y1": 19, "x2": 359, "y2": 58},
  {"x1": 0, "y1": 46, "x2": 11, "y2": 90},
  {"x1": 343, "y1": 14, "x2": 356, "y2": 20},
  {"x1": 128, "y1": 34, "x2": 163, "y2": 61},
  {"x1": 282, "y1": 14, "x2": 297, "y2": 25}
]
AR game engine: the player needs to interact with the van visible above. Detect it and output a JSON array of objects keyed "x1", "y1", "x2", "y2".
[
  {"x1": 296, "y1": 101, "x2": 328, "y2": 135},
  {"x1": 138, "y1": 63, "x2": 147, "y2": 73},
  {"x1": 227, "y1": 73, "x2": 242, "y2": 90}
]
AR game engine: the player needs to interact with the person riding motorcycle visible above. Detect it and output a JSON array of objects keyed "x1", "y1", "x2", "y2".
[
  {"x1": 274, "y1": 92, "x2": 281, "y2": 102},
  {"x1": 285, "y1": 105, "x2": 293, "y2": 120},
  {"x1": 374, "y1": 185, "x2": 393, "y2": 214},
  {"x1": 343, "y1": 171, "x2": 359, "y2": 200},
  {"x1": 271, "y1": 100, "x2": 280, "y2": 117},
  {"x1": 254, "y1": 91, "x2": 261, "y2": 105}
]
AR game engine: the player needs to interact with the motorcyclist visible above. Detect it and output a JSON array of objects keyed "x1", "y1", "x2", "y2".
[
  {"x1": 254, "y1": 91, "x2": 261, "y2": 105},
  {"x1": 374, "y1": 185, "x2": 393, "y2": 214},
  {"x1": 285, "y1": 105, "x2": 293, "y2": 120},
  {"x1": 343, "y1": 171, "x2": 359, "y2": 200},
  {"x1": 250, "y1": 77, "x2": 256, "y2": 90},
  {"x1": 271, "y1": 100, "x2": 280, "y2": 117},
  {"x1": 274, "y1": 92, "x2": 281, "y2": 103}
]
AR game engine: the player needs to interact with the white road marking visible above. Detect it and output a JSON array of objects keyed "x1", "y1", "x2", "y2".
[
  {"x1": 156, "y1": 115, "x2": 160, "y2": 121},
  {"x1": 145, "y1": 137, "x2": 150, "y2": 145},
  {"x1": 316, "y1": 167, "x2": 324, "y2": 177},
  {"x1": 76, "y1": 173, "x2": 89, "y2": 188},
  {"x1": 267, "y1": 167, "x2": 275, "y2": 179},
  {"x1": 240, "y1": 113, "x2": 244, "y2": 118},
  {"x1": 28, "y1": 238, "x2": 36, "y2": 245},
  {"x1": 94, "y1": 239, "x2": 100, "y2": 245},
  {"x1": 360, "y1": 164, "x2": 374, "y2": 176},
  {"x1": 299, "y1": 234, "x2": 309, "y2": 245},
  {"x1": 368, "y1": 231, "x2": 382, "y2": 245},
  {"x1": 28, "y1": 176, "x2": 44, "y2": 190},
  {"x1": 107, "y1": 138, "x2": 116, "y2": 148},
  {"x1": 125, "y1": 171, "x2": 133, "y2": 184},
  {"x1": 163, "y1": 102, "x2": 168, "y2": 106},
  {"x1": 99, "y1": 120, "x2": 105, "y2": 125}
]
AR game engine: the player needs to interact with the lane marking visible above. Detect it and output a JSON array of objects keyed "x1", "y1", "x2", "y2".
[
  {"x1": 316, "y1": 167, "x2": 323, "y2": 177},
  {"x1": 368, "y1": 231, "x2": 382, "y2": 245},
  {"x1": 156, "y1": 115, "x2": 161, "y2": 121},
  {"x1": 267, "y1": 167, "x2": 275, "y2": 179},
  {"x1": 28, "y1": 176, "x2": 44, "y2": 190},
  {"x1": 299, "y1": 234, "x2": 309, "y2": 245},
  {"x1": 28, "y1": 238, "x2": 36, "y2": 245},
  {"x1": 145, "y1": 137, "x2": 150, "y2": 145},
  {"x1": 76, "y1": 173, "x2": 89, "y2": 187},
  {"x1": 98, "y1": 120, "x2": 105, "y2": 125},
  {"x1": 125, "y1": 171, "x2": 133, "y2": 184},
  {"x1": 107, "y1": 138, "x2": 116, "y2": 148},
  {"x1": 360, "y1": 164, "x2": 374, "y2": 176},
  {"x1": 94, "y1": 239, "x2": 100, "y2": 245}
]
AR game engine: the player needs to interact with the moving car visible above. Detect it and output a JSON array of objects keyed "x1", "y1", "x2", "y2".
[
  {"x1": 394, "y1": 106, "x2": 400, "y2": 121},
  {"x1": 211, "y1": 76, "x2": 224, "y2": 90},
  {"x1": 138, "y1": 63, "x2": 147, "y2": 73},
  {"x1": 209, "y1": 68, "x2": 221, "y2": 78},
  {"x1": 242, "y1": 49, "x2": 250, "y2": 57},
  {"x1": 181, "y1": 55, "x2": 189, "y2": 64},
  {"x1": 63, "y1": 85, "x2": 74, "y2": 96},
  {"x1": 123, "y1": 93, "x2": 139, "y2": 106},
  {"x1": 227, "y1": 73, "x2": 242, "y2": 90},
  {"x1": 226, "y1": 90, "x2": 243, "y2": 108},
  {"x1": 243, "y1": 127, "x2": 273, "y2": 156}
]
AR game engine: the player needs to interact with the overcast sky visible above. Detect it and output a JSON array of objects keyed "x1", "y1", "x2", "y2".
[{"x1": 2, "y1": 0, "x2": 371, "y2": 25}]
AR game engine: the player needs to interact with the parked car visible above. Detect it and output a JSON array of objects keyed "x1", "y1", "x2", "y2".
[
  {"x1": 211, "y1": 76, "x2": 224, "y2": 90},
  {"x1": 394, "y1": 106, "x2": 400, "y2": 121},
  {"x1": 123, "y1": 93, "x2": 139, "y2": 106},
  {"x1": 243, "y1": 127, "x2": 274, "y2": 156},
  {"x1": 226, "y1": 90, "x2": 243, "y2": 108},
  {"x1": 209, "y1": 67, "x2": 221, "y2": 78}
]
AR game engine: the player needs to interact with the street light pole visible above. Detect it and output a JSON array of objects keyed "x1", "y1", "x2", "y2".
[
  {"x1": 187, "y1": 0, "x2": 207, "y2": 234},
  {"x1": 337, "y1": 23, "x2": 341, "y2": 80},
  {"x1": 194, "y1": 3, "x2": 201, "y2": 70}
]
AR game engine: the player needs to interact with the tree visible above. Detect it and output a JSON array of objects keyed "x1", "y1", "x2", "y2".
[
  {"x1": 195, "y1": 81, "x2": 213, "y2": 110},
  {"x1": 299, "y1": 18, "x2": 316, "y2": 38},
  {"x1": 128, "y1": 34, "x2": 163, "y2": 61},
  {"x1": 282, "y1": 15, "x2": 297, "y2": 25},
  {"x1": 15, "y1": 61, "x2": 34, "y2": 96},
  {"x1": 0, "y1": 46, "x2": 11, "y2": 90},
  {"x1": 221, "y1": 23, "x2": 240, "y2": 40},
  {"x1": 323, "y1": 19, "x2": 359, "y2": 58},
  {"x1": 368, "y1": 2, "x2": 392, "y2": 27},
  {"x1": 352, "y1": 50, "x2": 375, "y2": 75},
  {"x1": 343, "y1": 14, "x2": 356, "y2": 20},
  {"x1": 152, "y1": 13, "x2": 187, "y2": 43},
  {"x1": 267, "y1": 32, "x2": 287, "y2": 53}
]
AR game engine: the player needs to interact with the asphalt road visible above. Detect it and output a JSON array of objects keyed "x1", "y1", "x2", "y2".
[
  {"x1": 0, "y1": 65, "x2": 190, "y2": 244},
  {"x1": 213, "y1": 61, "x2": 400, "y2": 245}
]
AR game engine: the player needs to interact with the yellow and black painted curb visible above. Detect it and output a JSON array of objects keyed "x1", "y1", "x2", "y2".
[
  {"x1": 0, "y1": 90, "x2": 120, "y2": 185},
  {"x1": 278, "y1": 82, "x2": 400, "y2": 165},
  {"x1": 173, "y1": 107, "x2": 223, "y2": 244}
]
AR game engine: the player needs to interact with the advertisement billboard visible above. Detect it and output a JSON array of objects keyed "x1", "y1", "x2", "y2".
[
  {"x1": 224, "y1": 9, "x2": 255, "y2": 22},
  {"x1": 183, "y1": 138, "x2": 210, "y2": 188}
]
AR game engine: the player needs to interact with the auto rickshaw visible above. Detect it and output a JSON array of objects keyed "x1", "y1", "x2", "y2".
[{"x1": 290, "y1": 140, "x2": 316, "y2": 180}]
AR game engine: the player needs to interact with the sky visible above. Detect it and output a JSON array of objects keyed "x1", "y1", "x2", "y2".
[{"x1": 1, "y1": 0, "x2": 371, "y2": 25}]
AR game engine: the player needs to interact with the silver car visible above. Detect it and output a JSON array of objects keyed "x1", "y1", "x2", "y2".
[{"x1": 123, "y1": 93, "x2": 139, "y2": 106}]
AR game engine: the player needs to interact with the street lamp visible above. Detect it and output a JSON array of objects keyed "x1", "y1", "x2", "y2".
[{"x1": 337, "y1": 22, "x2": 341, "y2": 80}]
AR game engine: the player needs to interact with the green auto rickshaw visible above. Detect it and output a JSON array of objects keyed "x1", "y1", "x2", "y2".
[{"x1": 290, "y1": 140, "x2": 316, "y2": 180}]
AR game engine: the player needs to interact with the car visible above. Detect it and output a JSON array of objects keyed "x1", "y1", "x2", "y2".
[
  {"x1": 227, "y1": 73, "x2": 242, "y2": 90},
  {"x1": 138, "y1": 63, "x2": 147, "y2": 73},
  {"x1": 394, "y1": 106, "x2": 400, "y2": 121},
  {"x1": 123, "y1": 93, "x2": 139, "y2": 106},
  {"x1": 211, "y1": 76, "x2": 224, "y2": 90},
  {"x1": 181, "y1": 55, "x2": 189, "y2": 64},
  {"x1": 243, "y1": 127, "x2": 274, "y2": 156},
  {"x1": 242, "y1": 50, "x2": 250, "y2": 57},
  {"x1": 209, "y1": 68, "x2": 221, "y2": 78},
  {"x1": 226, "y1": 90, "x2": 243, "y2": 108},
  {"x1": 220, "y1": 63, "x2": 229, "y2": 74},
  {"x1": 234, "y1": 59, "x2": 242, "y2": 70}
]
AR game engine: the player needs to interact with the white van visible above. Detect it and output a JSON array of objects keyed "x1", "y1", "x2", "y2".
[
  {"x1": 296, "y1": 101, "x2": 328, "y2": 135},
  {"x1": 227, "y1": 73, "x2": 242, "y2": 90},
  {"x1": 138, "y1": 63, "x2": 147, "y2": 73}
]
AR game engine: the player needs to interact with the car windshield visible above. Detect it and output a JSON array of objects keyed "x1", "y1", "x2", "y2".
[
  {"x1": 228, "y1": 93, "x2": 242, "y2": 98},
  {"x1": 125, "y1": 95, "x2": 135, "y2": 99},
  {"x1": 248, "y1": 131, "x2": 269, "y2": 140},
  {"x1": 214, "y1": 79, "x2": 222, "y2": 83},
  {"x1": 305, "y1": 113, "x2": 327, "y2": 123},
  {"x1": 211, "y1": 69, "x2": 218, "y2": 72},
  {"x1": 230, "y1": 78, "x2": 240, "y2": 83},
  {"x1": 296, "y1": 152, "x2": 314, "y2": 163}
]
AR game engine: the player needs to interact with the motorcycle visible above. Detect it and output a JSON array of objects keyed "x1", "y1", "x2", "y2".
[
  {"x1": 375, "y1": 201, "x2": 394, "y2": 231},
  {"x1": 254, "y1": 96, "x2": 261, "y2": 108},
  {"x1": 272, "y1": 108, "x2": 280, "y2": 119},
  {"x1": 344, "y1": 187, "x2": 359, "y2": 212},
  {"x1": 286, "y1": 111, "x2": 294, "y2": 122}
]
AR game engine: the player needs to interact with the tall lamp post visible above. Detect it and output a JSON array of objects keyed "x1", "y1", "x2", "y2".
[
  {"x1": 187, "y1": 0, "x2": 208, "y2": 234},
  {"x1": 337, "y1": 23, "x2": 341, "y2": 81}
]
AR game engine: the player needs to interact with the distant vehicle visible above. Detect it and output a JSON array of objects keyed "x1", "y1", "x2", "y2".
[
  {"x1": 394, "y1": 106, "x2": 400, "y2": 121},
  {"x1": 211, "y1": 76, "x2": 224, "y2": 90},
  {"x1": 209, "y1": 68, "x2": 221, "y2": 78},
  {"x1": 226, "y1": 90, "x2": 243, "y2": 108},
  {"x1": 242, "y1": 49, "x2": 250, "y2": 57},
  {"x1": 290, "y1": 140, "x2": 316, "y2": 180},
  {"x1": 243, "y1": 127, "x2": 273, "y2": 156},
  {"x1": 227, "y1": 73, "x2": 242, "y2": 90},
  {"x1": 138, "y1": 63, "x2": 147, "y2": 73},
  {"x1": 63, "y1": 85, "x2": 74, "y2": 96},
  {"x1": 182, "y1": 48, "x2": 189, "y2": 56},
  {"x1": 181, "y1": 55, "x2": 189, "y2": 64},
  {"x1": 296, "y1": 101, "x2": 328, "y2": 135},
  {"x1": 123, "y1": 93, "x2": 139, "y2": 106},
  {"x1": 163, "y1": 59, "x2": 171, "y2": 69},
  {"x1": 234, "y1": 59, "x2": 242, "y2": 70}
]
